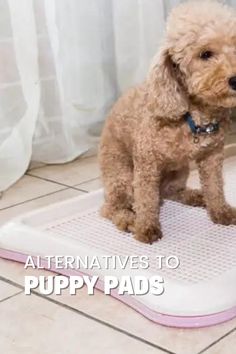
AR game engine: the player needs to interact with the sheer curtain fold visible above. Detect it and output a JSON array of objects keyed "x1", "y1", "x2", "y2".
[
  {"x1": 0, "y1": 0, "x2": 40, "y2": 191},
  {"x1": 0, "y1": 0, "x2": 234, "y2": 190}
]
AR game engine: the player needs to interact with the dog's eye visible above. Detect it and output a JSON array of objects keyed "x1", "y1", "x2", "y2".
[{"x1": 200, "y1": 50, "x2": 214, "y2": 60}]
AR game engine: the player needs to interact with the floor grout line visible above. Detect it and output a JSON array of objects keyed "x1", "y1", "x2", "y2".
[
  {"x1": 27, "y1": 155, "x2": 97, "y2": 173},
  {"x1": 0, "y1": 275, "x2": 175, "y2": 354},
  {"x1": 27, "y1": 172, "x2": 89, "y2": 193},
  {"x1": 75, "y1": 176, "x2": 101, "y2": 188},
  {"x1": 0, "y1": 187, "x2": 70, "y2": 211},
  {"x1": 197, "y1": 327, "x2": 236, "y2": 354},
  {"x1": 0, "y1": 276, "x2": 23, "y2": 290},
  {"x1": 0, "y1": 290, "x2": 23, "y2": 304},
  {"x1": 0, "y1": 175, "x2": 96, "y2": 212},
  {"x1": 27, "y1": 164, "x2": 46, "y2": 171}
]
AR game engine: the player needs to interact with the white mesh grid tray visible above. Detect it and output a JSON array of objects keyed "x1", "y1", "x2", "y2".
[{"x1": 0, "y1": 157, "x2": 236, "y2": 328}]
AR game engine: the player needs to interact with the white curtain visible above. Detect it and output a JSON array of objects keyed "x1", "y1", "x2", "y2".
[{"x1": 0, "y1": 0, "x2": 233, "y2": 191}]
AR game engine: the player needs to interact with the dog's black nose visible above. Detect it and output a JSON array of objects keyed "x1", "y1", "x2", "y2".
[{"x1": 229, "y1": 76, "x2": 236, "y2": 90}]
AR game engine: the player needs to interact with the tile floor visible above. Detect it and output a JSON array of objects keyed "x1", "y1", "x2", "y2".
[{"x1": 0, "y1": 154, "x2": 235, "y2": 354}]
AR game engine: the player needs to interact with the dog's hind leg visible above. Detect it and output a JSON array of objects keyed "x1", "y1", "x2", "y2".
[
  {"x1": 99, "y1": 143, "x2": 135, "y2": 232},
  {"x1": 170, "y1": 188, "x2": 206, "y2": 207},
  {"x1": 161, "y1": 166, "x2": 206, "y2": 207}
]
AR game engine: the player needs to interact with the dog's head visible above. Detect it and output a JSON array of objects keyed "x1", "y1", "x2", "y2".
[{"x1": 148, "y1": 0, "x2": 236, "y2": 120}]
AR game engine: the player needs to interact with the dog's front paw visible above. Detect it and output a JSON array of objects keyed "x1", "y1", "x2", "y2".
[
  {"x1": 209, "y1": 206, "x2": 236, "y2": 226},
  {"x1": 112, "y1": 209, "x2": 135, "y2": 233},
  {"x1": 134, "y1": 222, "x2": 163, "y2": 244}
]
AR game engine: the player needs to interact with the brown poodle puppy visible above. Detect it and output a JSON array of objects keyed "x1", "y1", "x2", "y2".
[{"x1": 99, "y1": 0, "x2": 236, "y2": 243}]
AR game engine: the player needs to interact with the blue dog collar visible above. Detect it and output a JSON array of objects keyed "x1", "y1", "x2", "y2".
[{"x1": 184, "y1": 112, "x2": 220, "y2": 139}]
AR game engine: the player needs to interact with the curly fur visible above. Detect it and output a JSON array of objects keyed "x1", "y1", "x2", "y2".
[{"x1": 99, "y1": 0, "x2": 236, "y2": 243}]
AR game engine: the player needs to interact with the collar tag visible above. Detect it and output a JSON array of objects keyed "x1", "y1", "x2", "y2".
[{"x1": 184, "y1": 112, "x2": 219, "y2": 143}]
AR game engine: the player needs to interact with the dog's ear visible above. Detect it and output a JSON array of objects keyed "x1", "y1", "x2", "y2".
[{"x1": 146, "y1": 47, "x2": 188, "y2": 121}]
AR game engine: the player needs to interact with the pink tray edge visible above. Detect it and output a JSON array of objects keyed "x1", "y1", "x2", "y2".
[{"x1": 1, "y1": 248, "x2": 236, "y2": 328}]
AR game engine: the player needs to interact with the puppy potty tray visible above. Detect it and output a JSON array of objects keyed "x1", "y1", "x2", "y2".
[{"x1": 0, "y1": 158, "x2": 236, "y2": 328}]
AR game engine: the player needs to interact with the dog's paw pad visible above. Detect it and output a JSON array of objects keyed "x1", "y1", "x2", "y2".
[{"x1": 134, "y1": 224, "x2": 163, "y2": 244}]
